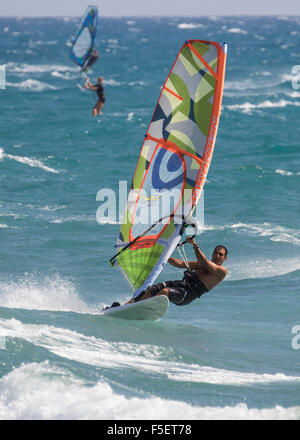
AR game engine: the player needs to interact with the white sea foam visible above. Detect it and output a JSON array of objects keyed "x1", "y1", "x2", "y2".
[
  {"x1": 6, "y1": 79, "x2": 57, "y2": 92},
  {"x1": 167, "y1": 366, "x2": 300, "y2": 385},
  {"x1": 282, "y1": 71, "x2": 300, "y2": 81},
  {"x1": 225, "y1": 71, "x2": 300, "y2": 94},
  {"x1": 0, "y1": 221, "x2": 19, "y2": 229},
  {"x1": 128, "y1": 81, "x2": 146, "y2": 87},
  {"x1": 2, "y1": 318, "x2": 300, "y2": 388},
  {"x1": 0, "y1": 362, "x2": 298, "y2": 420},
  {"x1": 103, "y1": 78, "x2": 122, "y2": 87},
  {"x1": 227, "y1": 28, "x2": 248, "y2": 35},
  {"x1": 225, "y1": 78, "x2": 265, "y2": 92},
  {"x1": 127, "y1": 112, "x2": 134, "y2": 121},
  {"x1": 275, "y1": 169, "x2": 293, "y2": 176},
  {"x1": 40, "y1": 204, "x2": 67, "y2": 212},
  {"x1": 107, "y1": 38, "x2": 119, "y2": 45},
  {"x1": 6, "y1": 62, "x2": 78, "y2": 74},
  {"x1": 227, "y1": 99, "x2": 300, "y2": 114},
  {"x1": 177, "y1": 23, "x2": 203, "y2": 29},
  {"x1": 226, "y1": 222, "x2": 300, "y2": 246},
  {"x1": 224, "y1": 83, "x2": 300, "y2": 99},
  {"x1": 128, "y1": 27, "x2": 141, "y2": 33},
  {"x1": 51, "y1": 70, "x2": 76, "y2": 80},
  {"x1": 0, "y1": 147, "x2": 59, "y2": 173},
  {"x1": 205, "y1": 222, "x2": 300, "y2": 247},
  {"x1": 285, "y1": 90, "x2": 300, "y2": 98},
  {"x1": 49, "y1": 214, "x2": 95, "y2": 224},
  {"x1": 224, "y1": 87, "x2": 300, "y2": 99},
  {"x1": 203, "y1": 222, "x2": 300, "y2": 280},
  {"x1": 28, "y1": 39, "x2": 58, "y2": 48},
  {"x1": 229, "y1": 256, "x2": 300, "y2": 281},
  {"x1": 0, "y1": 274, "x2": 91, "y2": 313},
  {"x1": 251, "y1": 71, "x2": 272, "y2": 77}
]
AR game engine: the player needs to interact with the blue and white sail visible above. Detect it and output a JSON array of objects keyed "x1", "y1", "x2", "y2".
[{"x1": 70, "y1": 6, "x2": 98, "y2": 70}]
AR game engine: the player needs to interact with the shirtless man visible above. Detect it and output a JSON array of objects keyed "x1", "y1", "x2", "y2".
[
  {"x1": 128, "y1": 238, "x2": 228, "y2": 306},
  {"x1": 84, "y1": 76, "x2": 105, "y2": 117}
]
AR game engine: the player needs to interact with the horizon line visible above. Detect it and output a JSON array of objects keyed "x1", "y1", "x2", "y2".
[{"x1": 0, "y1": 13, "x2": 300, "y2": 18}]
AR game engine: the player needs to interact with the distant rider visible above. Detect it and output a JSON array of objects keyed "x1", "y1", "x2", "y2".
[{"x1": 84, "y1": 76, "x2": 105, "y2": 117}]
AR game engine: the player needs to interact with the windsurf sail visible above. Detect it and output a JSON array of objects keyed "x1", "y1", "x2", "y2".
[
  {"x1": 110, "y1": 40, "x2": 227, "y2": 297},
  {"x1": 70, "y1": 6, "x2": 98, "y2": 70}
]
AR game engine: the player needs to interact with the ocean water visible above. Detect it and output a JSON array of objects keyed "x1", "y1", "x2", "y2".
[{"x1": 0, "y1": 15, "x2": 300, "y2": 421}]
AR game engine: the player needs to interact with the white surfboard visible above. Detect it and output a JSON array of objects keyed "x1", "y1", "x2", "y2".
[{"x1": 102, "y1": 295, "x2": 169, "y2": 321}]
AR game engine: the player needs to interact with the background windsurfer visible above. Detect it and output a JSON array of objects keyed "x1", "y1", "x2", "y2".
[
  {"x1": 84, "y1": 76, "x2": 105, "y2": 116},
  {"x1": 127, "y1": 239, "x2": 228, "y2": 306}
]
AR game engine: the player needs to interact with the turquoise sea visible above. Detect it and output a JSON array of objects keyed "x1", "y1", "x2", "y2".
[{"x1": 0, "y1": 15, "x2": 300, "y2": 420}]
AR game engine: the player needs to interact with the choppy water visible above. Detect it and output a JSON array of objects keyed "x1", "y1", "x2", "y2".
[{"x1": 0, "y1": 15, "x2": 300, "y2": 420}]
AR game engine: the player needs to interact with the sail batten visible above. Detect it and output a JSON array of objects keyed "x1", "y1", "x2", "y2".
[
  {"x1": 145, "y1": 134, "x2": 204, "y2": 164},
  {"x1": 111, "y1": 40, "x2": 227, "y2": 297}
]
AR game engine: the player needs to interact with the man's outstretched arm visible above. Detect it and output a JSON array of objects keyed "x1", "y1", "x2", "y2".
[{"x1": 168, "y1": 257, "x2": 187, "y2": 269}]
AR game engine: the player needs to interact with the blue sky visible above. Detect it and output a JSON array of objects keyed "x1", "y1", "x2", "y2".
[{"x1": 1, "y1": 0, "x2": 300, "y2": 16}]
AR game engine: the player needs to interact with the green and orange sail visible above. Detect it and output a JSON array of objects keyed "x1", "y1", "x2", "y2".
[{"x1": 110, "y1": 40, "x2": 227, "y2": 297}]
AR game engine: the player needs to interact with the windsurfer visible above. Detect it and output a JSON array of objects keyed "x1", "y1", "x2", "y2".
[
  {"x1": 82, "y1": 49, "x2": 99, "y2": 71},
  {"x1": 127, "y1": 239, "x2": 228, "y2": 306},
  {"x1": 84, "y1": 76, "x2": 105, "y2": 116}
]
